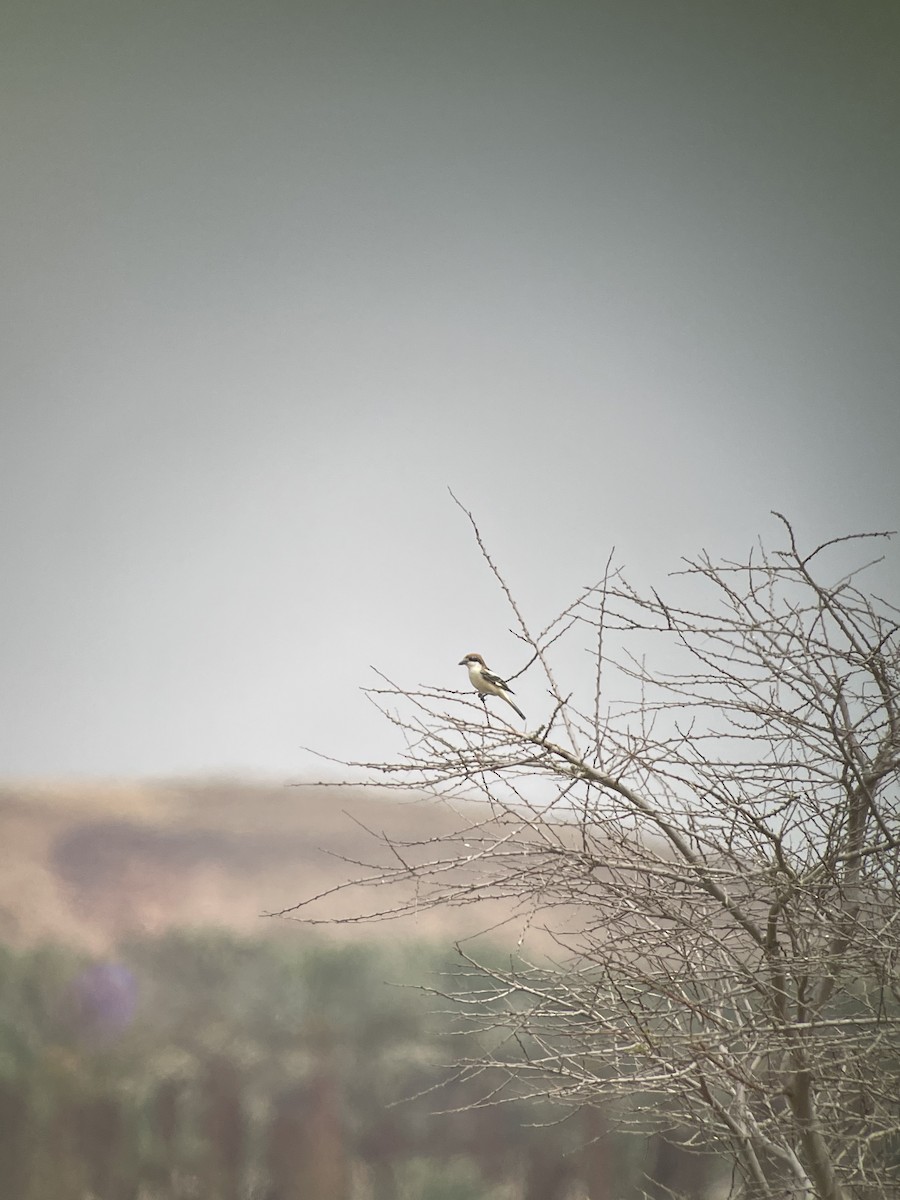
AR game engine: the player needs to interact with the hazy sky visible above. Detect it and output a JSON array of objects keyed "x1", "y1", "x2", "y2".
[{"x1": 2, "y1": 1, "x2": 898, "y2": 778}]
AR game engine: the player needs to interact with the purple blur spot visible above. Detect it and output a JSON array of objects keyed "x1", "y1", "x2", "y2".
[{"x1": 72, "y1": 962, "x2": 139, "y2": 1037}]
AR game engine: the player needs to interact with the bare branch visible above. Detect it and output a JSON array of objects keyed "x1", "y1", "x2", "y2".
[{"x1": 286, "y1": 513, "x2": 900, "y2": 1200}]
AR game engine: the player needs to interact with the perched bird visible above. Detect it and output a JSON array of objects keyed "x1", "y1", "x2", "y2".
[{"x1": 459, "y1": 652, "x2": 525, "y2": 722}]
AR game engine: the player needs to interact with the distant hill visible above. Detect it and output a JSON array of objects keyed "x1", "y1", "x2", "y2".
[{"x1": 0, "y1": 778, "x2": 544, "y2": 951}]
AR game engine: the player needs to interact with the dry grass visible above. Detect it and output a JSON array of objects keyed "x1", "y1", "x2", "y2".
[{"x1": 0, "y1": 778, "x2": 539, "y2": 951}]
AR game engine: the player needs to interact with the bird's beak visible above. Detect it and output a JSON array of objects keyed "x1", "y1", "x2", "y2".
[{"x1": 458, "y1": 658, "x2": 467, "y2": 666}]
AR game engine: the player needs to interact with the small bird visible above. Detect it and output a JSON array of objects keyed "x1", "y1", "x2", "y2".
[{"x1": 459, "y1": 652, "x2": 526, "y2": 722}]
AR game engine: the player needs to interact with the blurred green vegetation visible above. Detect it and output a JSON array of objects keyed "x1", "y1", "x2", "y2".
[{"x1": 0, "y1": 931, "x2": 714, "y2": 1199}]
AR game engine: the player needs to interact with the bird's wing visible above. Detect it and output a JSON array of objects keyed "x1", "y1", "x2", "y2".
[{"x1": 483, "y1": 668, "x2": 514, "y2": 693}]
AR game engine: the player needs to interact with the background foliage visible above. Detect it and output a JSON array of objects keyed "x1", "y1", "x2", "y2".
[{"x1": 0, "y1": 931, "x2": 718, "y2": 1199}]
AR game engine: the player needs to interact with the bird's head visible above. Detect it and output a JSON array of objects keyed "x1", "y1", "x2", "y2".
[{"x1": 459, "y1": 653, "x2": 486, "y2": 667}]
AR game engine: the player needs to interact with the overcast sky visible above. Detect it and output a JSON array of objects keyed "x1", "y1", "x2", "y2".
[{"x1": 2, "y1": 1, "x2": 898, "y2": 779}]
